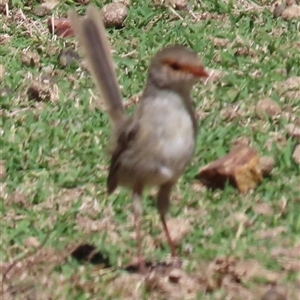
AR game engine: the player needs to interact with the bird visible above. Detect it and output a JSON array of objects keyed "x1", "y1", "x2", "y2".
[{"x1": 69, "y1": 4, "x2": 209, "y2": 273}]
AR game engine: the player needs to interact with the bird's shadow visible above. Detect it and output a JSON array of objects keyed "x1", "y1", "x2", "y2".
[{"x1": 70, "y1": 243, "x2": 181, "y2": 274}]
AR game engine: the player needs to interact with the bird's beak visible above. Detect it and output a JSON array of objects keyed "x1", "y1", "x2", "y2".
[{"x1": 188, "y1": 65, "x2": 209, "y2": 78}]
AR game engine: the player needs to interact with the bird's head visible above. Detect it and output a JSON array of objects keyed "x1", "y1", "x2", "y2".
[{"x1": 148, "y1": 45, "x2": 209, "y2": 91}]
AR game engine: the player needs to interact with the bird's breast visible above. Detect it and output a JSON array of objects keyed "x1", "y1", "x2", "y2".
[
  {"x1": 140, "y1": 91, "x2": 196, "y2": 176},
  {"x1": 116, "y1": 91, "x2": 197, "y2": 188}
]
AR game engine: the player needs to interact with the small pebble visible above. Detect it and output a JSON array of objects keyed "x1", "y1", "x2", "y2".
[
  {"x1": 58, "y1": 49, "x2": 79, "y2": 67},
  {"x1": 101, "y1": 3, "x2": 128, "y2": 28},
  {"x1": 255, "y1": 98, "x2": 281, "y2": 119},
  {"x1": 168, "y1": 268, "x2": 183, "y2": 283},
  {"x1": 0, "y1": 64, "x2": 5, "y2": 81},
  {"x1": 32, "y1": 5, "x2": 51, "y2": 17},
  {"x1": 259, "y1": 156, "x2": 275, "y2": 176},
  {"x1": 292, "y1": 144, "x2": 300, "y2": 164}
]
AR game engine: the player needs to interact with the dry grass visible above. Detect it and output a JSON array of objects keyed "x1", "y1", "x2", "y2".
[{"x1": 1, "y1": 0, "x2": 299, "y2": 299}]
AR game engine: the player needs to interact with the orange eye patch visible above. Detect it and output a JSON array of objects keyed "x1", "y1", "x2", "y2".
[{"x1": 163, "y1": 58, "x2": 209, "y2": 78}]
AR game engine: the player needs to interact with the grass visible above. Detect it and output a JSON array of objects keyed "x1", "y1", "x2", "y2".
[{"x1": 1, "y1": 0, "x2": 300, "y2": 299}]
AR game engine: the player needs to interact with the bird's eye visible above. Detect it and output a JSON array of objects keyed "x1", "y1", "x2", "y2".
[{"x1": 169, "y1": 62, "x2": 180, "y2": 71}]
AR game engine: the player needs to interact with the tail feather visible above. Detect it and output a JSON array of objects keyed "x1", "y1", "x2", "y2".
[{"x1": 68, "y1": 5, "x2": 125, "y2": 130}]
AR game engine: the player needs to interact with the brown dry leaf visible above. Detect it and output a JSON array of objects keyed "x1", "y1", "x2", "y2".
[
  {"x1": 205, "y1": 69, "x2": 225, "y2": 83},
  {"x1": 0, "y1": 34, "x2": 12, "y2": 45},
  {"x1": 227, "y1": 212, "x2": 252, "y2": 229},
  {"x1": 1, "y1": 245, "x2": 73, "y2": 300},
  {"x1": 21, "y1": 50, "x2": 40, "y2": 67},
  {"x1": 58, "y1": 49, "x2": 79, "y2": 67},
  {"x1": 0, "y1": 0, "x2": 8, "y2": 14},
  {"x1": 197, "y1": 146, "x2": 262, "y2": 193},
  {"x1": 286, "y1": 0, "x2": 298, "y2": 6},
  {"x1": 286, "y1": 124, "x2": 300, "y2": 141},
  {"x1": 190, "y1": 181, "x2": 207, "y2": 192},
  {"x1": 265, "y1": 132, "x2": 287, "y2": 151},
  {"x1": 59, "y1": 187, "x2": 83, "y2": 202},
  {"x1": 35, "y1": 188, "x2": 82, "y2": 215},
  {"x1": 123, "y1": 93, "x2": 141, "y2": 109},
  {"x1": 234, "y1": 47, "x2": 256, "y2": 57},
  {"x1": 284, "y1": 90, "x2": 300, "y2": 100},
  {"x1": 284, "y1": 76, "x2": 300, "y2": 89},
  {"x1": 231, "y1": 136, "x2": 251, "y2": 150},
  {"x1": 3, "y1": 247, "x2": 65, "y2": 282},
  {"x1": 32, "y1": 5, "x2": 51, "y2": 17},
  {"x1": 259, "y1": 156, "x2": 275, "y2": 176},
  {"x1": 253, "y1": 202, "x2": 274, "y2": 216},
  {"x1": 234, "y1": 260, "x2": 282, "y2": 283},
  {"x1": 249, "y1": 69, "x2": 263, "y2": 79},
  {"x1": 256, "y1": 226, "x2": 287, "y2": 239},
  {"x1": 24, "y1": 237, "x2": 40, "y2": 248},
  {"x1": 145, "y1": 267, "x2": 205, "y2": 300},
  {"x1": 47, "y1": 17, "x2": 74, "y2": 38},
  {"x1": 273, "y1": 3, "x2": 285, "y2": 18},
  {"x1": 7, "y1": 191, "x2": 27, "y2": 206},
  {"x1": 192, "y1": 12, "x2": 229, "y2": 22},
  {"x1": 284, "y1": 91, "x2": 300, "y2": 102},
  {"x1": 76, "y1": 215, "x2": 110, "y2": 232},
  {"x1": 206, "y1": 256, "x2": 238, "y2": 291},
  {"x1": 261, "y1": 288, "x2": 287, "y2": 300},
  {"x1": 107, "y1": 273, "x2": 143, "y2": 300},
  {"x1": 255, "y1": 98, "x2": 282, "y2": 119},
  {"x1": 166, "y1": 0, "x2": 188, "y2": 10},
  {"x1": 292, "y1": 144, "x2": 300, "y2": 164},
  {"x1": 0, "y1": 160, "x2": 6, "y2": 180},
  {"x1": 75, "y1": 214, "x2": 120, "y2": 245},
  {"x1": 159, "y1": 218, "x2": 191, "y2": 247},
  {"x1": 278, "y1": 257, "x2": 300, "y2": 272},
  {"x1": 282, "y1": 4, "x2": 300, "y2": 20},
  {"x1": 271, "y1": 243, "x2": 300, "y2": 259},
  {"x1": 271, "y1": 244, "x2": 300, "y2": 272},
  {"x1": 0, "y1": 64, "x2": 5, "y2": 81},
  {"x1": 76, "y1": 0, "x2": 90, "y2": 4},
  {"x1": 210, "y1": 37, "x2": 231, "y2": 48},
  {"x1": 27, "y1": 79, "x2": 59, "y2": 103},
  {"x1": 207, "y1": 256, "x2": 282, "y2": 293},
  {"x1": 41, "y1": 0, "x2": 59, "y2": 10},
  {"x1": 168, "y1": 268, "x2": 183, "y2": 283},
  {"x1": 220, "y1": 104, "x2": 241, "y2": 121},
  {"x1": 277, "y1": 76, "x2": 300, "y2": 94},
  {"x1": 113, "y1": 0, "x2": 130, "y2": 6},
  {"x1": 276, "y1": 197, "x2": 288, "y2": 216}
]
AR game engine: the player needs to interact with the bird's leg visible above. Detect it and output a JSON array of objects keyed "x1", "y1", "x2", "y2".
[
  {"x1": 157, "y1": 182, "x2": 177, "y2": 258},
  {"x1": 132, "y1": 188, "x2": 146, "y2": 273}
]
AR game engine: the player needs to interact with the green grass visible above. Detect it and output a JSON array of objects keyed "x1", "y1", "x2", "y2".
[{"x1": 1, "y1": 0, "x2": 300, "y2": 299}]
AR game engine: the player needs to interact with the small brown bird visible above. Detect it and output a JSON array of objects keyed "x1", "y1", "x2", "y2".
[{"x1": 69, "y1": 5, "x2": 209, "y2": 272}]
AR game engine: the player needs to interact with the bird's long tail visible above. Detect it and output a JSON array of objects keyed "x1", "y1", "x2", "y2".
[{"x1": 69, "y1": 5, "x2": 125, "y2": 131}]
